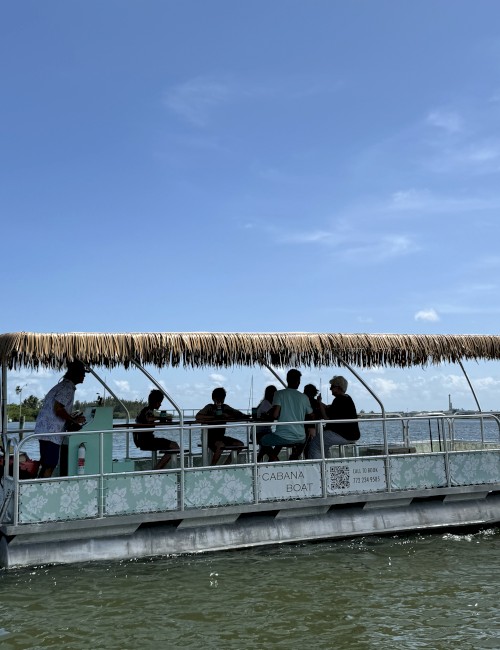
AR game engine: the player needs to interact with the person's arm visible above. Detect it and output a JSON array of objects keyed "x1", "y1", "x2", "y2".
[
  {"x1": 257, "y1": 401, "x2": 273, "y2": 421},
  {"x1": 223, "y1": 405, "x2": 250, "y2": 421},
  {"x1": 304, "y1": 402, "x2": 316, "y2": 436},
  {"x1": 270, "y1": 404, "x2": 281, "y2": 420},
  {"x1": 54, "y1": 401, "x2": 85, "y2": 426},
  {"x1": 195, "y1": 405, "x2": 215, "y2": 423},
  {"x1": 316, "y1": 395, "x2": 328, "y2": 419}
]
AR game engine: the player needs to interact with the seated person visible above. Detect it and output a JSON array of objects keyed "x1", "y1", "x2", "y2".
[
  {"x1": 303, "y1": 384, "x2": 327, "y2": 421},
  {"x1": 307, "y1": 375, "x2": 360, "y2": 459},
  {"x1": 260, "y1": 369, "x2": 314, "y2": 461},
  {"x1": 255, "y1": 385, "x2": 277, "y2": 461},
  {"x1": 135, "y1": 390, "x2": 180, "y2": 469},
  {"x1": 195, "y1": 387, "x2": 248, "y2": 465},
  {"x1": 302, "y1": 383, "x2": 327, "y2": 456}
]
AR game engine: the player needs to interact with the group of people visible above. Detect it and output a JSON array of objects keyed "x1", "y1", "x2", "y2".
[
  {"x1": 254, "y1": 369, "x2": 360, "y2": 462},
  {"x1": 34, "y1": 362, "x2": 360, "y2": 476}
]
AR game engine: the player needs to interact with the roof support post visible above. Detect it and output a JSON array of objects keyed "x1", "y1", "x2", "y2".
[
  {"x1": 335, "y1": 357, "x2": 388, "y2": 451},
  {"x1": 130, "y1": 360, "x2": 183, "y2": 424},
  {"x1": 261, "y1": 362, "x2": 287, "y2": 388},
  {"x1": 458, "y1": 360, "x2": 484, "y2": 443},
  {"x1": 1, "y1": 363, "x2": 7, "y2": 480},
  {"x1": 86, "y1": 367, "x2": 132, "y2": 456}
]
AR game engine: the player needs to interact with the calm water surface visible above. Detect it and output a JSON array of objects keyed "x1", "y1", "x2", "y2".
[{"x1": 1, "y1": 529, "x2": 500, "y2": 649}]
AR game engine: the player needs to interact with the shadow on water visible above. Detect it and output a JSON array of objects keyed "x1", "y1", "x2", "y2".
[{"x1": 1, "y1": 528, "x2": 500, "y2": 649}]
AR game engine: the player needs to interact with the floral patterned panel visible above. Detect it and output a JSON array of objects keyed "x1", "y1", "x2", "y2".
[
  {"x1": 104, "y1": 472, "x2": 178, "y2": 516},
  {"x1": 389, "y1": 454, "x2": 447, "y2": 490},
  {"x1": 184, "y1": 467, "x2": 254, "y2": 508},
  {"x1": 18, "y1": 478, "x2": 99, "y2": 524},
  {"x1": 449, "y1": 451, "x2": 500, "y2": 486}
]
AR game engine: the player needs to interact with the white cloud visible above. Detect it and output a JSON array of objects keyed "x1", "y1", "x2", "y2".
[
  {"x1": 465, "y1": 144, "x2": 500, "y2": 163},
  {"x1": 209, "y1": 373, "x2": 226, "y2": 383},
  {"x1": 426, "y1": 140, "x2": 500, "y2": 175},
  {"x1": 475, "y1": 376, "x2": 500, "y2": 390},
  {"x1": 415, "y1": 308, "x2": 440, "y2": 322},
  {"x1": 426, "y1": 109, "x2": 463, "y2": 133},
  {"x1": 440, "y1": 374, "x2": 468, "y2": 390},
  {"x1": 276, "y1": 218, "x2": 418, "y2": 264},
  {"x1": 341, "y1": 234, "x2": 419, "y2": 264},
  {"x1": 369, "y1": 377, "x2": 399, "y2": 397},
  {"x1": 114, "y1": 379, "x2": 132, "y2": 393},
  {"x1": 475, "y1": 255, "x2": 500, "y2": 269},
  {"x1": 390, "y1": 189, "x2": 431, "y2": 210},
  {"x1": 282, "y1": 230, "x2": 334, "y2": 244},
  {"x1": 389, "y1": 188, "x2": 500, "y2": 214},
  {"x1": 164, "y1": 74, "x2": 340, "y2": 128},
  {"x1": 164, "y1": 77, "x2": 232, "y2": 126}
]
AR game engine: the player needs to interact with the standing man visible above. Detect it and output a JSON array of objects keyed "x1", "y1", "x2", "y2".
[
  {"x1": 260, "y1": 369, "x2": 314, "y2": 461},
  {"x1": 35, "y1": 360, "x2": 87, "y2": 478}
]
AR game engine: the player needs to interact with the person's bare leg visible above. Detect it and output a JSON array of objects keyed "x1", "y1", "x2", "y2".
[
  {"x1": 156, "y1": 453, "x2": 171, "y2": 469},
  {"x1": 38, "y1": 466, "x2": 54, "y2": 478},
  {"x1": 211, "y1": 441, "x2": 224, "y2": 465},
  {"x1": 156, "y1": 442, "x2": 179, "y2": 469},
  {"x1": 268, "y1": 445, "x2": 282, "y2": 461},
  {"x1": 257, "y1": 445, "x2": 273, "y2": 461},
  {"x1": 223, "y1": 443, "x2": 244, "y2": 465}
]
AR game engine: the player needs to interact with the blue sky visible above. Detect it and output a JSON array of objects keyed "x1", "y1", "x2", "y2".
[{"x1": 2, "y1": 1, "x2": 500, "y2": 413}]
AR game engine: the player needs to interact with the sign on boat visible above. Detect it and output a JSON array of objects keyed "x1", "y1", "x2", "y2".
[{"x1": 1, "y1": 331, "x2": 500, "y2": 569}]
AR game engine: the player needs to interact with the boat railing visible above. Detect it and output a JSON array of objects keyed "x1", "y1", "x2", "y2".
[
  {"x1": 5, "y1": 410, "x2": 500, "y2": 472},
  {"x1": 3, "y1": 411, "x2": 500, "y2": 526}
]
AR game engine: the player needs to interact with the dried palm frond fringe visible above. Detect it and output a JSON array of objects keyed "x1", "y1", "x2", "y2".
[{"x1": 1, "y1": 332, "x2": 500, "y2": 371}]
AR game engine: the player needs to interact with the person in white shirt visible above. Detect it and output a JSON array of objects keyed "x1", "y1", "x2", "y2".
[{"x1": 35, "y1": 360, "x2": 86, "y2": 478}]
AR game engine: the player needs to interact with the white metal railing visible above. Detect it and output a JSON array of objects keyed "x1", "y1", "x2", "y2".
[{"x1": 2, "y1": 412, "x2": 500, "y2": 526}]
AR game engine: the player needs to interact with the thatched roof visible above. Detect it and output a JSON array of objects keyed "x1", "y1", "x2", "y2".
[{"x1": 1, "y1": 332, "x2": 500, "y2": 371}]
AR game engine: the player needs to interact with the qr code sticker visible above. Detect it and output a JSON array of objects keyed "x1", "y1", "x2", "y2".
[{"x1": 329, "y1": 464, "x2": 350, "y2": 490}]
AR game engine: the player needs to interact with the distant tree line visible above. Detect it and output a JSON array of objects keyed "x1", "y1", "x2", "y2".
[
  {"x1": 6, "y1": 395, "x2": 147, "y2": 422},
  {"x1": 73, "y1": 396, "x2": 146, "y2": 420},
  {"x1": 6, "y1": 395, "x2": 43, "y2": 422}
]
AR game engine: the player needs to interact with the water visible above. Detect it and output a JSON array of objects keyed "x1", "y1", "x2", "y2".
[
  {"x1": 3, "y1": 418, "x2": 500, "y2": 648},
  {"x1": 1, "y1": 530, "x2": 500, "y2": 649}
]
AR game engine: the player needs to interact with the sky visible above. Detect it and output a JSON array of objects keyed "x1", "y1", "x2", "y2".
[{"x1": 2, "y1": 1, "x2": 500, "y2": 413}]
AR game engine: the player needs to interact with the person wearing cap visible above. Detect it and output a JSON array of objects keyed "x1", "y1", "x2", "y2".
[
  {"x1": 302, "y1": 383, "x2": 327, "y2": 456},
  {"x1": 303, "y1": 384, "x2": 327, "y2": 420},
  {"x1": 259, "y1": 369, "x2": 314, "y2": 461},
  {"x1": 35, "y1": 360, "x2": 87, "y2": 478},
  {"x1": 307, "y1": 375, "x2": 360, "y2": 459}
]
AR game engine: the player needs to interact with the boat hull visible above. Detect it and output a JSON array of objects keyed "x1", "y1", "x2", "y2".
[{"x1": 2, "y1": 488, "x2": 499, "y2": 568}]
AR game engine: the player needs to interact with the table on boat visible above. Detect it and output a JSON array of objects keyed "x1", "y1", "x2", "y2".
[{"x1": 361, "y1": 444, "x2": 416, "y2": 456}]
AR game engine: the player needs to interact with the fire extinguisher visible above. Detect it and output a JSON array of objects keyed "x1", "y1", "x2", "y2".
[{"x1": 77, "y1": 442, "x2": 86, "y2": 475}]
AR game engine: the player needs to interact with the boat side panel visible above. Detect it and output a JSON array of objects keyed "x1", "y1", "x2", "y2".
[
  {"x1": 3, "y1": 495, "x2": 500, "y2": 569},
  {"x1": 449, "y1": 451, "x2": 500, "y2": 486}
]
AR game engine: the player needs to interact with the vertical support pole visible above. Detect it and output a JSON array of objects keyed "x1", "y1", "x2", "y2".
[{"x1": 458, "y1": 360, "x2": 484, "y2": 443}]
